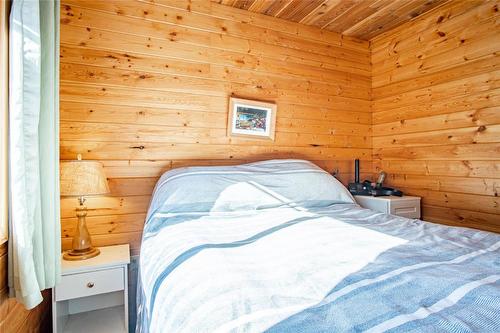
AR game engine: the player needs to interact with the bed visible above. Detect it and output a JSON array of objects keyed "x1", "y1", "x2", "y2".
[{"x1": 136, "y1": 159, "x2": 500, "y2": 333}]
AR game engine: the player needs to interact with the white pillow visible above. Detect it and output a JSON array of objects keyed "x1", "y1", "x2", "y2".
[{"x1": 148, "y1": 159, "x2": 355, "y2": 215}]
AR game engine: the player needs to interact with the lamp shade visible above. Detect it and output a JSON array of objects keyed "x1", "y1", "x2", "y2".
[{"x1": 60, "y1": 159, "x2": 110, "y2": 197}]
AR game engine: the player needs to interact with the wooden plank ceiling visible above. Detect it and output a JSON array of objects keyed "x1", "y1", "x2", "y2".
[{"x1": 213, "y1": 0, "x2": 450, "y2": 40}]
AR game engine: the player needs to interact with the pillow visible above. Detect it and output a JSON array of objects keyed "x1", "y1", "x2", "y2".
[{"x1": 147, "y1": 159, "x2": 355, "y2": 216}]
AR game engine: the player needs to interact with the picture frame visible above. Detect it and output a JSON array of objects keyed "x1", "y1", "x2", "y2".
[{"x1": 227, "y1": 97, "x2": 277, "y2": 141}]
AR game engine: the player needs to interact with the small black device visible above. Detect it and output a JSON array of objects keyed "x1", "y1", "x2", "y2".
[{"x1": 348, "y1": 159, "x2": 403, "y2": 197}]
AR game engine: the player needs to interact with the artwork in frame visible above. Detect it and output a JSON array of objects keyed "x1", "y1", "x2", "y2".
[{"x1": 228, "y1": 97, "x2": 277, "y2": 140}]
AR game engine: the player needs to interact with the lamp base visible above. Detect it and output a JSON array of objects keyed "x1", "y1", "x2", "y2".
[{"x1": 63, "y1": 247, "x2": 100, "y2": 261}]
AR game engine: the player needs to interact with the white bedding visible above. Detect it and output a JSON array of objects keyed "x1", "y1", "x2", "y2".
[{"x1": 136, "y1": 160, "x2": 500, "y2": 333}]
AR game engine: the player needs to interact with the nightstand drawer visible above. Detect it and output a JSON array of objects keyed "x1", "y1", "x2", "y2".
[
  {"x1": 389, "y1": 199, "x2": 421, "y2": 219},
  {"x1": 56, "y1": 267, "x2": 124, "y2": 301},
  {"x1": 354, "y1": 195, "x2": 421, "y2": 219}
]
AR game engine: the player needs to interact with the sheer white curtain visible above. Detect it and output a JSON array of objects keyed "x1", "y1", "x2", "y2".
[{"x1": 8, "y1": 0, "x2": 60, "y2": 309}]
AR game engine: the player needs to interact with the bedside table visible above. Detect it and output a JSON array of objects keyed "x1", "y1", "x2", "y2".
[
  {"x1": 354, "y1": 195, "x2": 421, "y2": 219},
  {"x1": 52, "y1": 244, "x2": 130, "y2": 333}
]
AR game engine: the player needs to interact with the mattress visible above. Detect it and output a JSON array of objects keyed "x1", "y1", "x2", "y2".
[{"x1": 136, "y1": 159, "x2": 500, "y2": 333}]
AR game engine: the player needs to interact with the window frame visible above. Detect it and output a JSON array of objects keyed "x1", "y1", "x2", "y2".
[{"x1": 0, "y1": 0, "x2": 9, "y2": 244}]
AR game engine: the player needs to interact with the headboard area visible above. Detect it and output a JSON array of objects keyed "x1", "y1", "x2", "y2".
[{"x1": 59, "y1": 0, "x2": 371, "y2": 254}]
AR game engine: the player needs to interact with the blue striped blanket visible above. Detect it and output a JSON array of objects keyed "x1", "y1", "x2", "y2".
[{"x1": 136, "y1": 160, "x2": 500, "y2": 333}]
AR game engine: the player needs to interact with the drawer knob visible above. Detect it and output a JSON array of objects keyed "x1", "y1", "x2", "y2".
[{"x1": 87, "y1": 282, "x2": 95, "y2": 288}]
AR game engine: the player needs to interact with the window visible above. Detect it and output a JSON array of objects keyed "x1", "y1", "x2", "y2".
[{"x1": 0, "y1": 1, "x2": 8, "y2": 243}]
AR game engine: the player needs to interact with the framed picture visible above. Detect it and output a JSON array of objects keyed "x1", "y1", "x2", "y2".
[{"x1": 228, "y1": 97, "x2": 277, "y2": 140}]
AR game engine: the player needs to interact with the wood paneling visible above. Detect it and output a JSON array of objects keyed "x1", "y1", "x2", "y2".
[
  {"x1": 371, "y1": 0, "x2": 500, "y2": 232},
  {"x1": 214, "y1": 0, "x2": 449, "y2": 39},
  {"x1": 59, "y1": 0, "x2": 372, "y2": 255},
  {"x1": 60, "y1": 0, "x2": 499, "y2": 254}
]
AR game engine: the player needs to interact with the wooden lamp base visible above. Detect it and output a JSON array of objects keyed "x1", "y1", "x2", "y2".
[
  {"x1": 63, "y1": 247, "x2": 100, "y2": 261},
  {"x1": 63, "y1": 198, "x2": 101, "y2": 261}
]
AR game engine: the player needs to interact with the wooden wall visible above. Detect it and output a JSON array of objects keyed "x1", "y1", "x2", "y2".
[
  {"x1": 59, "y1": 0, "x2": 372, "y2": 254},
  {"x1": 371, "y1": 1, "x2": 500, "y2": 232}
]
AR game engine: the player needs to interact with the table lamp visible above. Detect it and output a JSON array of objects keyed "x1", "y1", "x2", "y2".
[{"x1": 60, "y1": 154, "x2": 110, "y2": 260}]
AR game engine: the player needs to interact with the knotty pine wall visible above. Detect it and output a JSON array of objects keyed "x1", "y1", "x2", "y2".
[
  {"x1": 371, "y1": 1, "x2": 500, "y2": 232},
  {"x1": 59, "y1": 0, "x2": 372, "y2": 254}
]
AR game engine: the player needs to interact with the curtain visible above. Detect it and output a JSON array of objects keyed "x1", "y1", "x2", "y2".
[{"x1": 8, "y1": 0, "x2": 60, "y2": 310}]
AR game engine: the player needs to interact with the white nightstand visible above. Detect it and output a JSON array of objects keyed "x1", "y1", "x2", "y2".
[
  {"x1": 354, "y1": 195, "x2": 421, "y2": 219},
  {"x1": 53, "y1": 244, "x2": 130, "y2": 333}
]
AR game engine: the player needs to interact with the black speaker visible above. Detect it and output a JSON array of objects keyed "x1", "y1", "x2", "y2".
[
  {"x1": 354, "y1": 159, "x2": 360, "y2": 183},
  {"x1": 347, "y1": 159, "x2": 403, "y2": 197}
]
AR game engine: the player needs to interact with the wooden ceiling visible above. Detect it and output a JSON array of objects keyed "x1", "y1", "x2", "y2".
[{"x1": 213, "y1": 0, "x2": 450, "y2": 40}]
